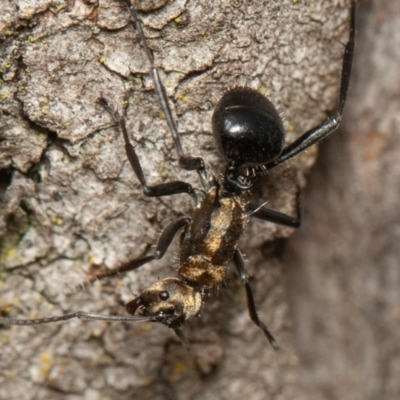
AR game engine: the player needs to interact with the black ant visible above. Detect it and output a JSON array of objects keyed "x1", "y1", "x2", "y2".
[{"x1": 0, "y1": 0, "x2": 356, "y2": 351}]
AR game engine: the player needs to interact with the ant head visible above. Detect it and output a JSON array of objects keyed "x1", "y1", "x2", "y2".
[
  {"x1": 126, "y1": 278, "x2": 202, "y2": 329},
  {"x1": 212, "y1": 87, "x2": 285, "y2": 169}
]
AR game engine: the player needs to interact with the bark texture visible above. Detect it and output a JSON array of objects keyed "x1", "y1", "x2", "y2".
[
  {"x1": 286, "y1": 1, "x2": 400, "y2": 399},
  {"x1": 0, "y1": 1, "x2": 361, "y2": 399}
]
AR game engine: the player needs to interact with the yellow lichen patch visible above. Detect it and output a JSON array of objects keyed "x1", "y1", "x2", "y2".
[
  {"x1": 95, "y1": 353, "x2": 114, "y2": 366},
  {"x1": 134, "y1": 323, "x2": 153, "y2": 335},
  {"x1": 328, "y1": 75, "x2": 337, "y2": 84},
  {"x1": 173, "y1": 361, "x2": 189, "y2": 375},
  {"x1": 114, "y1": 280, "x2": 123, "y2": 288},
  {"x1": 286, "y1": 123, "x2": 295, "y2": 132},
  {"x1": 1, "y1": 304, "x2": 13, "y2": 315},
  {"x1": 177, "y1": 93, "x2": 188, "y2": 103},
  {"x1": 6, "y1": 246, "x2": 17, "y2": 259},
  {"x1": 168, "y1": 361, "x2": 189, "y2": 383},
  {"x1": 28, "y1": 36, "x2": 36, "y2": 43},
  {"x1": 54, "y1": 217, "x2": 63, "y2": 226},
  {"x1": 159, "y1": 162, "x2": 169, "y2": 179},
  {"x1": 3, "y1": 369, "x2": 15, "y2": 379},
  {"x1": 159, "y1": 112, "x2": 166, "y2": 119},
  {"x1": 29, "y1": 312, "x2": 43, "y2": 319},
  {"x1": 1, "y1": 333, "x2": 10, "y2": 345},
  {"x1": 39, "y1": 352, "x2": 54, "y2": 378},
  {"x1": 88, "y1": 253, "x2": 96, "y2": 265},
  {"x1": 99, "y1": 57, "x2": 105, "y2": 64},
  {"x1": 258, "y1": 87, "x2": 271, "y2": 97},
  {"x1": 89, "y1": 323, "x2": 107, "y2": 339}
]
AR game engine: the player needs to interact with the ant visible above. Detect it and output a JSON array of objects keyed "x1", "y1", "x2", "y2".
[{"x1": 0, "y1": 0, "x2": 355, "y2": 351}]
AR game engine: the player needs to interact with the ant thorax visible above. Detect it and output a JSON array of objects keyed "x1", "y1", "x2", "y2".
[{"x1": 178, "y1": 185, "x2": 250, "y2": 288}]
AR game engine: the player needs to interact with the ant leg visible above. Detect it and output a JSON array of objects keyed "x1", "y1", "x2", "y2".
[
  {"x1": 98, "y1": 98, "x2": 194, "y2": 198},
  {"x1": 123, "y1": 0, "x2": 205, "y2": 173},
  {"x1": 266, "y1": 1, "x2": 356, "y2": 169},
  {"x1": 0, "y1": 311, "x2": 158, "y2": 327},
  {"x1": 79, "y1": 217, "x2": 190, "y2": 289},
  {"x1": 248, "y1": 193, "x2": 301, "y2": 228},
  {"x1": 248, "y1": 205, "x2": 300, "y2": 228},
  {"x1": 232, "y1": 249, "x2": 279, "y2": 349}
]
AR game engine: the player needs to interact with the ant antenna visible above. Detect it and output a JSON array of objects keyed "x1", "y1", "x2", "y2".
[
  {"x1": 0, "y1": 312, "x2": 158, "y2": 326},
  {"x1": 124, "y1": 0, "x2": 203, "y2": 171}
]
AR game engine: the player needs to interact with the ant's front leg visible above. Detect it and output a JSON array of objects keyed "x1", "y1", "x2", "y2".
[
  {"x1": 98, "y1": 97, "x2": 196, "y2": 198},
  {"x1": 266, "y1": 1, "x2": 356, "y2": 169}
]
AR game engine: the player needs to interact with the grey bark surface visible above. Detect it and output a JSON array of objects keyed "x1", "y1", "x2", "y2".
[
  {"x1": 286, "y1": 1, "x2": 400, "y2": 399},
  {"x1": 0, "y1": 1, "x2": 354, "y2": 399}
]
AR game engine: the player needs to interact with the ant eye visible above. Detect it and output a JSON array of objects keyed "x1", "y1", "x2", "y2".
[
  {"x1": 156, "y1": 311, "x2": 165, "y2": 320},
  {"x1": 159, "y1": 291, "x2": 169, "y2": 300}
]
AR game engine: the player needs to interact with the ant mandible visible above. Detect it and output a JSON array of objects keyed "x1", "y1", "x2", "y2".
[{"x1": 0, "y1": 0, "x2": 356, "y2": 350}]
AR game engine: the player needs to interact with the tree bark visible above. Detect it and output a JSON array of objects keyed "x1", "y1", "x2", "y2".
[
  {"x1": 0, "y1": 1, "x2": 357, "y2": 399},
  {"x1": 286, "y1": 1, "x2": 400, "y2": 399}
]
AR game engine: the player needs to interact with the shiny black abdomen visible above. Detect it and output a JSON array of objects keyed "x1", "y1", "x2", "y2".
[{"x1": 212, "y1": 87, "x2": 285, "y2": 167}]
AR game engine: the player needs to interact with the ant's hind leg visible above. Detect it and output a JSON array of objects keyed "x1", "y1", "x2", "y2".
[
  {"x1": 77, "y1": 217, "x2": 190, "y2": 290},
  {"x1": 232, "y1": 249, "x2": 279, "y2": 349}
]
